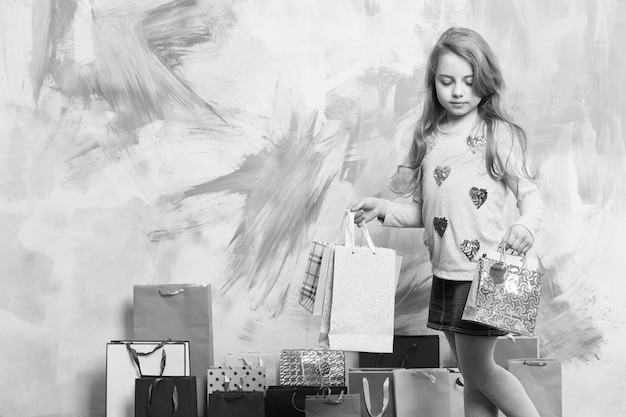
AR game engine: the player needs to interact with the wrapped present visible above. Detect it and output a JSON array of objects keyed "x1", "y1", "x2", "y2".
[
  {"x1": 280, "y1": 349, "x2": 346, "y2": 386},
  {"x1": 462, "y1": 248, "x2": 544, "y2": 336}
]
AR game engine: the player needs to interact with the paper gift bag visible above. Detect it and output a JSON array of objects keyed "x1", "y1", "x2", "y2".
[
  {"x1": 265, "y1": 385, "x2": 347, "y2": 417},
  {"x1": 448, "y1": 369, "x2": 464, "y2": 417},
  {"x1": 133, "y1": 284, "x2": 213, "y2": 416},
  {"x1": 224, "y1": 351, "x2": 279, "y2": 386},
  {"x1": 135, "y1": 376, "x2": 198, "y2": 417},
  {"x1": 306, "y1": 389, "x2": 361, "y2": 417},
  {"x1": 358, "y1": 335, "x2": 440, "y2": 368},
  {"x1": 329, "y1": 212, "x2": 398, "y2": 353},
  {"x1": 348, "y1": 369, "x2": 395, "y2": 417},
  {"x1": 208, "y1": 391, "x2": 265, "y2": 417},
  {"x1": 493, "y1": 336, "x2": 539, "y2": 369},
  {"x1": 207, "y1": 365, "x2": 267, "y2": 395},
  {"x1": 300, "y1": 241, "x2": 334, "y2": 315},
  {"x1": 280, "y1": 349, "x2": 346, "y2": 386},
  {"x1": 462, "y1": 249, "x2": 544, "y2": 336},
  {"x1": 507, "y1": 359, "x2": 562, "y2": 417},
  {"x1": 392, "y1": 368, "x2": 451, "y2": 417},
  {"x1": 106, "y1": 340, "x2": 190, "y2": 417}
]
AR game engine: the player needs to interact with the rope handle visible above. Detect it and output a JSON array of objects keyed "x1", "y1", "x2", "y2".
[
  {"x1": 146, "y1": 378, "x2": 178, "y2": 417},
  {"x1": 362, "y1": 377, "x2": 390, "y2": 417},
  {"x1": 126, "y1": 341, "x2": 168, "y2": 377},
  {"x1": 344, "y1": 211, "x2": 377, "y2": 254}
]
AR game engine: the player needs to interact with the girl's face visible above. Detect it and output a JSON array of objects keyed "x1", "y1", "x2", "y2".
[{"x1": 434, "y1": 52, "x2": 482, "y2": 122}]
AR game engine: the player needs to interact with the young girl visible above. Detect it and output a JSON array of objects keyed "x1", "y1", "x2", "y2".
[{"x1": 350, "y1": 27, "x2": 543, "y2": 417}]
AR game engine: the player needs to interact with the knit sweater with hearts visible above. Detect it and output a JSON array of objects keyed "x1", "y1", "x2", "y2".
[{"x1": 383, "y1": 124, "x2": 543, "y2": 281}]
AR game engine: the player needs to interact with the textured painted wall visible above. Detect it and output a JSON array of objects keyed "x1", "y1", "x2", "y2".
[{"x1": 1, "y1": 0, "x2": 624, "y2": 415}]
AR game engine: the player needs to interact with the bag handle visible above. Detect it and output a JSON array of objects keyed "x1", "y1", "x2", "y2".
[
  {"x1": 522, "y1": 360, "x2": 548, "y2": 367},
  {"x1": 344, "y1": 211, "x2": 376, "y2": 254},
  {"x1": 290, "y1": 386, "x2": 330, "y2": 413},
  {"x1": 373, "y1": 341, "x2": 419, "y2": 367},
  {"x1": 146, "y1": 378, "x2": 178, "y2": 417},
  {"x1": 362, "y1": 377, "x2": 390, "y2": 417},
  {"x1": 126, "y1": 341, "x2": 168, "y2": 377},
  {"x1": 158, "y1": 286, "x2": 185, "y2": 296}
]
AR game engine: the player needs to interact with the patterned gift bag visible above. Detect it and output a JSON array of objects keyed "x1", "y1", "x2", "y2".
[
  {"x1": 206, "y1": 365, "x2": 267, "y2": 395},
  {"x1": 299, "y1": 241, "x2": 334, "y2": 315},
  {"x1": 279, "y1": 349, "x2": 346, "y2": 386},
  {"x1": 462, "y1": 249, "x2": 544, "y2": 336}
]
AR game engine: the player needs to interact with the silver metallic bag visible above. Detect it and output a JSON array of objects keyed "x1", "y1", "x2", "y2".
[{"x1": 279, "y1": 349, "x2": 345, "y2": 386}]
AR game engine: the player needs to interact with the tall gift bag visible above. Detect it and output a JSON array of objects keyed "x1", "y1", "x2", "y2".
[
  {"x1": 462, "y1": 248, "x2": 544, "y2": 336},
  {"x1": 392, "y1": 368, "x2": 451, "y2": 417},
  {"x1": 329, "y1": 212, "x2": 398, "y2": 353},
  {"x1": 133, "y1": 284, "x2": 214, "y2": 417},
  {"x1": 507, "y1": 359, "x2": 562, "y2": 417}
]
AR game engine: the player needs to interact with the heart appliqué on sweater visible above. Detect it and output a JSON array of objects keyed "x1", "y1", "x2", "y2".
[
  {"x1": 469, "y1": 187, "x2": 488, "y2": 209},
  {"x1": 466, "y1": 134, "x2": 486, "y2": 154},
  {"x1": 434, "y1": 165, "x2": 451, "y2": 186},
  {"x1": 433, "y1": 217, "x2": 448, "y2": 238},
  {"x1": 460, "y1": 239, "x2": 480, "y2": 261}
]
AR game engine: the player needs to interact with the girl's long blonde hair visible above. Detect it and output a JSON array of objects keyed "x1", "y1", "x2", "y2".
[{"x1": 393, "y1": 27, "x2": 536, "y2": 196}]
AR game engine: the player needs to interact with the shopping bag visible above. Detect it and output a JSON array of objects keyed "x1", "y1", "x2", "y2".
[
  {"x1": 105, "y1": 340, "x2": 190, "y2": 417},
  {"x1": 265, "y1": 385, "x2": 347, "y2": 417},
  {"x1": 279, "y1": 349, "x2": 346, "y2": 386},
  {"x1": 493, "y1": 336, "x2": 539, "y2": 369},
  {"x1": 448, "y1": 368, "x2": 464, "y2": 417},
  {"x1": 347, "y1": 369, "x2": 395, "y2": 417},
  {"x1": 300, "y1": 241, "x2": 334, "y2": 315},
  {"x1": 358, "y1": 335, "x2": 440, "y2": 368},
  {"x1": 133, "y1": 284, "x2": 214, "y2": 416},
  {"x1": 392, "y1": 368, "x2": 451, "y2": 417},
  {"x1": 208, "y1": 390, "x2": 265, "y2": 417},
  {"x1": 305, "y1": 389, "x2": 361, "y2": 417},
  {"x1": 207, "y1": 365, "x2": 267, "y2": 395},
  {"x1": 224, "y1": 351, "x2": 279, "y2": 386},
  {"x1": 135, "y1": 376, "x2": 198, "y2": 417},
  {"x1": 329, "y1": 212, "x2": 398, "y2": 353},
  {"x1": 462, "y1": 248, "x2": 543, "y2": 336},
  {"x1": 507, "y1": 359, "x2": 562, "y2": 417}
]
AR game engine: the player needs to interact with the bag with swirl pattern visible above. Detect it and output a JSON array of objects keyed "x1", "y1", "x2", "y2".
[{"x1": 462, "y1": 247, "x2": 544, "y2": 336}]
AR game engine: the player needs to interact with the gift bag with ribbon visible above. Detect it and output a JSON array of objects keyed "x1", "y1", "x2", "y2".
[
  {"x1": 358, "y1": 335, "x2": 440, "y2": 369},
  {"x1": 347, "y1": 369, "x2": 395, "y2": 417},
  {"x1": 133, "y1": 284, "x2": 214, "y2": 416},
  {"x1": 462, "y1": 248, "x2": 544, "y2": 336},
  {"x1": 506, "y1": 359, "x2": 562, "y2": 417},
  {"x1": 392, "y1": 368, "x2": 451, "y2": 417},
  {"x1": 135, "y1": 376, "x2": 198, "y2": 417},
  {"x1": 224, "y1": 351, "x2": 278, "y2": 386},
  {"x1": 305, "y1": 388, "x2": 361, "y2": 417},
  {"x1": 207, "y1": 364, "x2": 267, "y2": 395},
  {"x1": 265, "y1": 386, "x2": 347, "y2": 417},
  {"x1": 279, "y1": 349, "x2": 346, "y2": 386},
  {"x1": 208, "y1": 390, "x2": 265, "y2": 417},
  {"x1": 105, "y1": 340, "x2": 190, "y2": 417},
  {"x1": 300, "y1": 241, "x2": 334, "y2": 315},
  {"x1": 328, "y1": 212, "x2": 399, "y2": 353}
]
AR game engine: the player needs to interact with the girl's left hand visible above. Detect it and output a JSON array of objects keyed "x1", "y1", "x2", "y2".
[{"x1": 500, "y1": 224, "x2": 534, "y2": 255}]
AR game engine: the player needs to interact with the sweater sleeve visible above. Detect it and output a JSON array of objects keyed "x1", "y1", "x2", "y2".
[
  {"x1": 496, "y1": 124, "x2": 543, "y2": 238},
  {"x1": 382, "y1": 183, "x2": 424, "y2": 228}
]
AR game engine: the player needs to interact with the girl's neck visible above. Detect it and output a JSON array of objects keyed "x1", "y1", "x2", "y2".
[{"x1": 439, "y1": 110, "x2": 480, "y2": 134}]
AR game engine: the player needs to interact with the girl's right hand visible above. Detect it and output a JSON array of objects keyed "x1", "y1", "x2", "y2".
[{"x1": 349, "y1": 197, "x2": 386, "y2": 226}]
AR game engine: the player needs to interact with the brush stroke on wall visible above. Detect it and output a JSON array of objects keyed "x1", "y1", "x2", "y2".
[{"x1": 0, "y1": 0, "x2": 624, "y2": 416}]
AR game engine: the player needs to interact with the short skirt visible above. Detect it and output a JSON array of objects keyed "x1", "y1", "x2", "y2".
[{"x1": 427, "y1": 275, "x2": 508, "y2": 337}]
